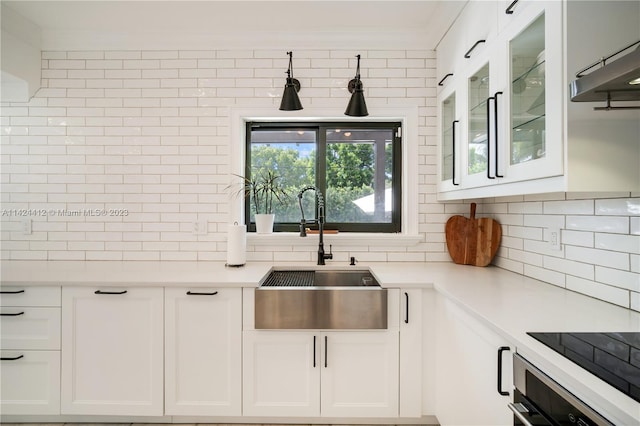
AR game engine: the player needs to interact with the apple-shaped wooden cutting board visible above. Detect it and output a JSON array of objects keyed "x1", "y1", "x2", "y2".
[{"x1": 445, "y1": 203, "x2": 502, "y2": 267}]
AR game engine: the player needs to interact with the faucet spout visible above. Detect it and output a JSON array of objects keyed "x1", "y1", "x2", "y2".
[{"x1": 297, "y1": 186, "x2": 333, "y2": 265}]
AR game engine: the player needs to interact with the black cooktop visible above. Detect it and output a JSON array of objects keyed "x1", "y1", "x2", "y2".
[{"x1": 527, "y1": 332, "x2": 640, "y2": 403}]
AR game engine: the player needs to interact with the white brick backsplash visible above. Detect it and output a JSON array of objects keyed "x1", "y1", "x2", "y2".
[
  {"x1": 596, "y1": 233, "x2": 640, "y2": 254},
  {"x1": 566, "y1": 246, "x2": 629, "y2": 270},
  {"x1": 566, "y1": 215, "x2": 629, "y2": 234},
  {"x1": 543, "y1": 199, "x2": 594, "y2": 215},
  {"x1": 596, "y1": 198, "x2": 640, "y2": 216},
  {"x1": 2, "y1": 48, "x2": 638, "y2": 312}
]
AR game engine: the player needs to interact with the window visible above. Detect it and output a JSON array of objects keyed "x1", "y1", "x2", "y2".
[{"x1": 245, "y1": 121, "x2": 402, "y2": 233}]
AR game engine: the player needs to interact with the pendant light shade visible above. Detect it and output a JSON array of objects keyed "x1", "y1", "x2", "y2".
[
  {"x1": 279, "y1": 51, "x2": 303, "y2": 111},
  {"x1": 345, "y1": 54, "x2": 368, "y2": 117}
]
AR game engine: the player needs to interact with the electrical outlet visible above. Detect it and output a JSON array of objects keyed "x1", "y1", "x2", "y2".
[
  {"x1": 192, "y1": 220, "x2": 207, "y2": 236},
  {"x1": 21, "y1": 218, "x2": 32, "y2": 235},
  {"x1": 548, "y1": 227, "x2": 561, "y2": 250}
]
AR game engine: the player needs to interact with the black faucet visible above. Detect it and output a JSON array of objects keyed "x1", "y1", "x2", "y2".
[{"x1": 297, "y1": 186, "x2": 333, "y2": 265}]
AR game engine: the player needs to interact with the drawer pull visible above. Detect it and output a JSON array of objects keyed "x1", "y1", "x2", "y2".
[
  {"x1": 1, "y1": 355, "x2": 24, "y2": 361},
  {"x1": 497, "y1": 346, "x2": 511, "y2": 396},
  {"x1": 324, "y1": 335, "x2": 328, "y2": 368},
  {"x1": 438, "y1": 73, "x2": 454, "y2": 86},
  {"x1": 505, "y1": 0, "x2": 519, "y2": 14},
  {"x1": 186, "y1": 291, "x2": 219, "y2": 296},
  {"x1": 464, "y1": 40, "x2": 486, "y2": 59},
  {"x1": 404, "y1": 292, "x2": 409, "y2": 324},
  {"x1": 94, "y1": 290, "x2": 128, "y2": 295},
  {"x1": 0, "y1": 289, "x2": 25, "y2": 294},
  {"x1": 0, "y1": 311, "x2": 25, "y2": 316}
]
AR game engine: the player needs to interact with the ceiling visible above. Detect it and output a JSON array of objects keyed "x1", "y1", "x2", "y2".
[{"x1": 2, "y1": 0, "x2": 466, "y2": 50}]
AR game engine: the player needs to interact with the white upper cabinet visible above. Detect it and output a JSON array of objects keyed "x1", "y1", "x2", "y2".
[{"x1": 437, "y1": 0, "x2": 639, "y2": 200}]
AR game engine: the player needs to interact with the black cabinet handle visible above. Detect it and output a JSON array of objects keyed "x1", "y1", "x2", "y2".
[
  {"x1": 505, "y1": 0, "x2": 519, "y2": 14},
  {"x1": 313, "y1": 335, "x2": 317, "y2": 368},
  {"x1": 464, "y1": 40, "x2": 486, "y2": 59},
  {"x1": 0, "y1": 289, "x2": 25, "y2": 294},
  {"x1": 1, "y1": 354, "x2": 24, "y2": 361},
  {"x1": 494, "y1": 91, "x2": 504, "y2": 178},
  {"x1": 487, "y1": 96, "x2": 496, "y2": 179},
  {"x1": 324, "y1": 335, "x2": 328, "y2": 368},
  {"x1": 452, "y1": 120, "x2": 460, "y2": 185},
  {"x1": 94, "y1": 290, "x2": 128, "y2": 295},
  {"x1": 186, "y1": 291, "x2": 218, "y2": 296},
  {"x1": 0, "y1": 311, "x2": 25, "y2": 316},
  {"x1": 438, "y1": 73, "x2": 454, "y2": 86},
  {"x1": 404, "y1": 292, "x2": 409, "y2": 324},
  {"x1": 497, "y1": 346, "x2": 511, "y2": 396}
]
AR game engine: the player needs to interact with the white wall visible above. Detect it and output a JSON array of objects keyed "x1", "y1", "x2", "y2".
[
  {"x1": 0, "y1": 48, "x2": 638, "y2": 313},
  {"x1": 0, "y1": 48, "x2": 448, "y2": 263}
]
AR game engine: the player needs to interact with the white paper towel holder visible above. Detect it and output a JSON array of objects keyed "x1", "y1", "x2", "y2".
[{"x1": 225, "y1": 221, "x2": 246, "y2": 268}]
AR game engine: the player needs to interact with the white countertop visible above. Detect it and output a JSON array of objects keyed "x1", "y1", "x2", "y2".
[{"x1": 2, "y1": 260, "x2": 639, "y2": 423}]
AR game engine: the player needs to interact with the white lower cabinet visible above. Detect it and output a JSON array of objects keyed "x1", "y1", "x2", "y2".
[
  {"x1": 243, "y1": 331, "x2": 320, "y2": 417},
  {"x1": 0, "y1": 350, "x2": 61, "y2": 415},
  {"x1": 61, "y1": 287, "x2": 164, "y2": 416},
  {"x1": 435, "y1": 294, "x2": 513, "y2": 426},
  {"x1": 243, "y1": 330, "x2": 399, "y2": 418},
  {"x1": 1, "y1": 286, "x2": 61, "y2": 415},
  {"x1": 164, "y1": 287, "x2": 241, "y2": 416}
]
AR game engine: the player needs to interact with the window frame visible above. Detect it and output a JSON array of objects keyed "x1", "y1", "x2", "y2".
[{"x1": 245, "y1": 120, "x2": 402, "y2": 233}]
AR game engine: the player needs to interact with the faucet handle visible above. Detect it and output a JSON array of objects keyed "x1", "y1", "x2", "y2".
[{"x1": 326, "y1": 244, "x2": 333, "y2": 260}]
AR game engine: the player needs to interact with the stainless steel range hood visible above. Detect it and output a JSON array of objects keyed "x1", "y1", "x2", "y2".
[{"x1": 570, "y1": 40, "x2": 640, "y2": 107}]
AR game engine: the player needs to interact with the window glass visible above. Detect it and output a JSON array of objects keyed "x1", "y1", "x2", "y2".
[
  {"x1": 325, "y1": 128, "x2": 394, "y2": 224},
  {"x1": 246, "y1": 122, "x2": 401, "y2": 233}
]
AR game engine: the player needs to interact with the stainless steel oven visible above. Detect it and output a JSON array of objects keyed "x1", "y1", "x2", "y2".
[{"x1": 510, "y1": 353, "x2": 613, "y2": 426}]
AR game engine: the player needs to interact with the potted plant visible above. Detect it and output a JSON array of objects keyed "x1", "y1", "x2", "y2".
[{"x1": 229, "y1": 170, "x2": 289, "y2": 234}]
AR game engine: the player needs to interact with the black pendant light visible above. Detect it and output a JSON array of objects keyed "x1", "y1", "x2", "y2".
[
  {"x1": 345, "y1": 54, "x2": 368, "y2": 117},
  {"x1": 279, "y1": 51, "x2": 303, "y2": 111}
]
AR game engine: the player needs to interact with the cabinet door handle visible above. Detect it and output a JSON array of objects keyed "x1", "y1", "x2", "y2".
[
  {"x1": 494, "y1": 91, "x2": 504, "y2": 178},
  {"x1": 313, "y1": 335, "x2": 317, "y2": 368},
  {"x1": 497, "y1": 346, "x2": 511, "y2": 396},
  {"x1": 505, "y1": 0, "x2": 519, "y2": 14},
  {"x1": 487, "y1": 96, "x2": 496, "y2": 179},
  {"x1": 0, "y1": 311, "x2": 25, "y2": 316},
  {"x1": 1, "y1": 354, "x2": 24, "y2": 361},
  {"x1": 0, "y1": 289, "x2": 25, "y2": 294},
  {"x1": 324, "y1": 335, "x2": 328, "y2": 368},
  {"x1": 186, "y1": 291, "x2": 218, "y2": 296},
  {"x1": 464, "y1": 40, "x2": 486, "y2": 59},
  {"x1": 438, "y1": 73, "x2": 454, "y2": 86},
  {"x1": 452, "y1": 120, "x2": 460, "y2": 185},
  {"x1": 404, "y1": 292, "x2": 409, "y2": 324},
  {"x1": 94, "y1": 290, "x2": 128, "y2": 295}
]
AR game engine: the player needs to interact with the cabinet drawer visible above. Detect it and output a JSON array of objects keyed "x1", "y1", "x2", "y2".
[
  {"x1": 0, "y1": 307, "x2": 61, "y2": 350},
  {"x1": 0, "y1": 286, "x2": 61, "y2": 307},
  {"x1": 0, "y1": 350, "x2": 61, "y2": 415}
]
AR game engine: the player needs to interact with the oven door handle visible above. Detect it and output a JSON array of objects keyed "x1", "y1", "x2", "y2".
[{"x1": 508, "y1": 402, "x2": 534, "y2": 426}]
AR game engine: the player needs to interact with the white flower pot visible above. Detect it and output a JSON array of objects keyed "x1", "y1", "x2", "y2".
[{"x1": 255, "y1": 213, "x2": 275, "y2": 234}]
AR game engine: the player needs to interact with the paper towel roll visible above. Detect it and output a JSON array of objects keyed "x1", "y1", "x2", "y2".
[{"x1": 226, "y1": 223, "x2": 246, "y2": 266}]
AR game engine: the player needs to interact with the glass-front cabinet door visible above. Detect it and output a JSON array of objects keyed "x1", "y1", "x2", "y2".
[
  {"x1": 467, "y1": 63, "x2": 490, "y2": 179},
  {"x1": 503, "y1": 1, "x2": 563, "y2": 182},
  {"x1": 441, "y1": 91, "x2": 458, "y2": 187}
]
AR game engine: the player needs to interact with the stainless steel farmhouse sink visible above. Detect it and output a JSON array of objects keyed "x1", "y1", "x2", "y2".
[{"x1": 255, "y1": 269, "x2": 387, "y2": 330}]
